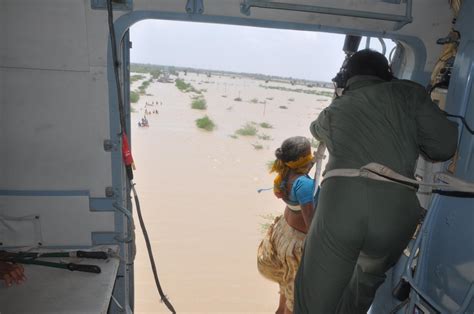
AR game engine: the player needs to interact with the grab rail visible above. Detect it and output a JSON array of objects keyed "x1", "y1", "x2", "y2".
[{"x1": 240, "y1": 0, "x2": 413, "y2": 30}]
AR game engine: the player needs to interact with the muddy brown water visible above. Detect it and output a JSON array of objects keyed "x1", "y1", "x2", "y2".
[{"x1": 131, "y1": 72, "x2": 330, "y2": 313}]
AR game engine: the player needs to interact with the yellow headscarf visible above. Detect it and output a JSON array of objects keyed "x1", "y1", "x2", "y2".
[{"x1": 270, "y1": 153, "x2": 314, "y2": 199}]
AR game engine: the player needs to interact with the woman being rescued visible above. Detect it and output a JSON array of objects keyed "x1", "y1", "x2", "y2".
[{"x1": 257, "y1": 136, "x2": 316, "y2": 314}]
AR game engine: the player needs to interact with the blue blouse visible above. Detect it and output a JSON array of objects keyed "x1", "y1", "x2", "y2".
[{"x1": 287, "y1": 175, "x2": 315, "y2": 206}]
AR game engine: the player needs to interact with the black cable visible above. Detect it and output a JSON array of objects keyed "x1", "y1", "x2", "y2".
[
  {"x1": 445, "y1": 112, "x2": 474, "y2": 134},
  {"x1": 107, "y1": 0, "x2": 127, "y2": 135},
  {"x1": 428, "y1": 86, "x2": 473, "y2": 135},
  {"x1": 132, "y1": 184, "x2": 176, "y2": 313},
  {"x1": 106, "y1": 1, "x2": 176, "y2": 313}
]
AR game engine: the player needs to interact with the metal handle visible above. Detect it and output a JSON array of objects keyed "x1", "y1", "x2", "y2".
[
  {"x1": 76, "y1": 251, "x2": 108, "y2": 260},
  {"x1": 67, "y1": 263, "x2": 102, "y2": 274}
]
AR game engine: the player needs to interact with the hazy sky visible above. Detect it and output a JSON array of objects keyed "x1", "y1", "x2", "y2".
[{"x1": 130, "y1": 19, "x2": 392, "y2": 82}]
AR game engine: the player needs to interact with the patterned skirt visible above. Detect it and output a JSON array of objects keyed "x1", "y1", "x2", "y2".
[{"x1": 257, "y1": 215, "x2": 305, "y2": 311}]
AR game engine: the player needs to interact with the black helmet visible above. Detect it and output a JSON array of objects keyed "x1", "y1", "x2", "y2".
[{"x1": 345, "y1": 49, "x2": 394, "y2": 82}]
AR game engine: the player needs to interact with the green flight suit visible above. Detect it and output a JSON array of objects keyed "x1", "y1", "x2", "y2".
[{"x1": 294, "y1": 75, "x2": 458, "y2": 313}]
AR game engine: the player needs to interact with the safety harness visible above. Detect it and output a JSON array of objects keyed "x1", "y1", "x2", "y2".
[
  {"x1": 322, "y1": 162, "x2": 474, "y2": 193},
  {"x1": 313, "y1": 142, "x2": 474, "y2": 194}
]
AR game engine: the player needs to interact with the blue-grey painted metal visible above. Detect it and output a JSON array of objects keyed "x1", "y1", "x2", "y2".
[
  {"x1": 400, "y1": 3, "x2": 474, "y2": 312},
  {"x1": 105, "y1": 26, "x2": 135, "y2": 314},
  {"x1": 122, "y1": 30, "x2": 135, "y2": 312},
  {"x1": 365, "y1": 36, "x2": 371, "y2": 49},
  {"x1": 186, "y1": 0, "x2": 204, "y2": 14},
  {"x1": 91, "y1": 0, "x2": 133, "y2": 11},
  {"x1": 378, "y1": 37, "x2": 387, "y2": 55},
  {"x1": 113, "y1": 203, "x2": 134, "y2": 243},
  {"x1": 240, "y1": 0, "x2": 413, "y2": 30},
  {"x1": 445, "y1": 2, "x2": 474, "y2": 184},
  {"x1": 89, "y1": 198, "x2": 115, "y2": 211},
  {"x1": 92, "y1": 232, "x2": 119, "y2": 245},
  {"x1": 106, "y1": 16, "x2": 133, "y2": 313},
  {"x1": 406, "y1": 194, "x2": 474, "y2": 312},
  {"x1": 402, "y1": 195, "x2": 445, "y2": 312}
]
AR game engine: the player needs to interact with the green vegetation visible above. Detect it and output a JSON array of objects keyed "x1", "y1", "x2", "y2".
[
  {"x1": 130, "y1": 105, "x2": 137, "y2": 113},
  {"x1": 196, "y1": 115, "x2": 215, "y2": 131},
  {"x1": 175, "y1": 78, "x2": 192, "y2": 91},
  {"x1": 130, "y1": 91, "x2": 140, "y2": 103},
  {"x1": 250, "y1": 98, "x2": 259, "y2": 103},
  {"x1": 175, "y1": 78, "x2": 200, "y2": 93},
  {"x1": 279, "y1": 105, "x2": 288, "y2": 109},
  {"x1": 234, "y1": 97, "x2": 242, "y2": 102},
  {"x1": 288, "y1": 97, "x2": 295, "y2": 102},
  {"x1": 258, "y1": 134, "x2": 272, "y2": 141},
  {"x1": 259, "y1": 84, "x2": 333, "y2": 97},
  {"x1": 235, "y1": 123, "x2": 258, "y2": 136},
  {"x1": 191, "y1": 98, "x2": 207, "y2": 110},
  {"x1": 131, "y1": 64, "x2": 177, "y2": 77},
  {"x1": 252, "y1": 143, "x2": 264, "y2": 150},
  {"x1": 131, "y1": 74, "x2": 145, "y2": 82},
  {"x1": 259, "y1": 122, "x2": 273, "y2": 129},
  {"x1": 229, "y1": 134, "x2": 238, "y2": 139},
  {"x1": 150, "y1": 70, "x2": 161, "y2": 79},
  {"x1": 138, "y1": 80, "x2": 152, "y2": 95},
  {"x1": 131, "y1": 64, "x2": 158, "y2": 73}
]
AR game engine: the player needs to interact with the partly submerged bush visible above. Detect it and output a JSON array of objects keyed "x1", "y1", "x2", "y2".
[
  {"x1": 131, "y1": 74, "x2": 145, "y2": 82},
  {"x1": 196, "y1": 115, "x2": 215, "y2": 131},
  {"x1": 130, "y1": 90, "x2": 140, "y2": 103},
  {"x1": 258, "y1": 134, "x2": 272, "y2": 141},
  {"x1": 191, "y1": 98, "x2": 207, "y2": 110},
  {"x1": 175, "y1": 78, "x2": 192, "y2": 92},
  {"x1": 259, "y1": 122, "x2": 273, "y2": 129},
  {"x1": 235, "y1": 123, "x2": 258, "y2": 136}
]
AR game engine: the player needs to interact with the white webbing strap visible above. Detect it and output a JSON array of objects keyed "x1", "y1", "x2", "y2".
[{"x1": 322, "y1": 162, "x2": 474, "y2": 193}]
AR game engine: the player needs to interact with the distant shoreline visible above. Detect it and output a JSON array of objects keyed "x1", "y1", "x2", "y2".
[{"x1": 131, "y1": 62, "x2": 334, "y2": 89}]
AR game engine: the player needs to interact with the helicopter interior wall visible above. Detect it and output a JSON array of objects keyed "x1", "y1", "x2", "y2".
[
  {"x1": 0, "y1": 1, "x2": 118, "y2": 247},
  {"x1": 0, "y1": 0, "x2": 467, "y2": 311},
  {"x1": 410, "y1": 2, "x2": 474, "y2": 311}
]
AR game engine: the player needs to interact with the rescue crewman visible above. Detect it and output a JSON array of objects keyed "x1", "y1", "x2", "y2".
[{"x1": 294, "y1": 49, "x2": 458, "y2": 313}]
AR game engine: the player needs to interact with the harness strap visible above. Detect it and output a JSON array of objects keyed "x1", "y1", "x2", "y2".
[{"x1": 322, "y1": 162, "x2": 474, "y2": 193}]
